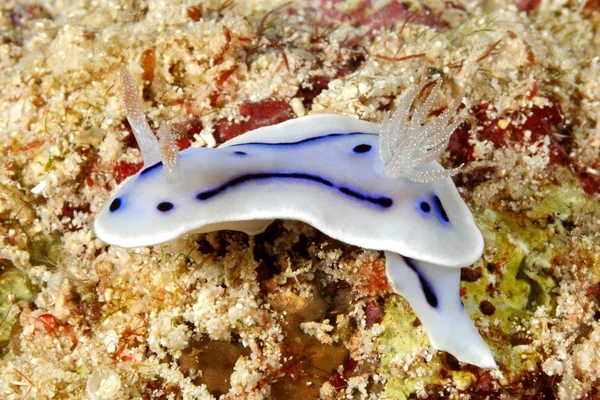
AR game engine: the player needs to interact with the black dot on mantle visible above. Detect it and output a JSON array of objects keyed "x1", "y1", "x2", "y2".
[
  {"x1": 352, "y1": 144, "x2": 371, "y2": 153},
  {"x1": 157, "y1": 202, "x2": 174, "y2": 212},
  {"x1": 109, "y1": 198, "x2": 121, "y2": 212}
]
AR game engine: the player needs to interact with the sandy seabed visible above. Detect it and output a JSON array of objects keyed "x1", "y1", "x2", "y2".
[{"x1": 1, "y1": 0, "x2": 600, "y2": 399}]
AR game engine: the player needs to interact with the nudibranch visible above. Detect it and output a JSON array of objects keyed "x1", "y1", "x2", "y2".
[{"x1": 94, "y1": 65, "x2": 496, "y2": 369}]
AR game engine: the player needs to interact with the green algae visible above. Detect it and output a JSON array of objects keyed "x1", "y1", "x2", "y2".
[
  {"x1": 379, "y1": 299, "x2": 435, "y2": 399},
  {"x1": 22, "y1": 227, "x2": 61, "y2": 271},
  {"x1": 379, "y1": 167, "x2": 600, "y2": 397},
  {"x1": 0, "y1": 259, "x2": 37, "y2": 354},
  {"x1": 0, "y1": 228, "x2": 59, "y2": 353}
]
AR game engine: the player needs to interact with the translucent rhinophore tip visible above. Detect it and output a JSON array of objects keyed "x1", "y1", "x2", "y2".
[{"x1": 157, "y1": 122, "x2": 183, "y2": 185}]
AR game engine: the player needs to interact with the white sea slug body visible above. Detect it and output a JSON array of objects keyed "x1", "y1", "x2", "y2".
[{"x1": 94, "y1": 66, "x2": 496, "y2": 369}]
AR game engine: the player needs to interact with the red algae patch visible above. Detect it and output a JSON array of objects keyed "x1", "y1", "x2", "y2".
[
  {"x1": 112, "y1": 160, "x2": 143, "y2": 185},
  {"x1": 215, "y1": 99, "x2": 295, "y2": 143}
]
